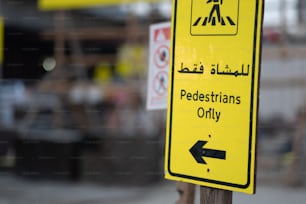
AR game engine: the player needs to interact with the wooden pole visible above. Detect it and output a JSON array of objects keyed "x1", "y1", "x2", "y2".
[
  {"x1": 176, "y1": 182, "x2": 196, "y2": 204},
  {"x1": 200, "y1": 186, "x2": 232, "y2": 204}
]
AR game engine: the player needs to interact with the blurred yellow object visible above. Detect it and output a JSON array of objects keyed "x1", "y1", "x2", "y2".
[
  {"x1": 94, "y1": 63, "x2": 112, "y2": 83},
  {"x1": 0, "y1": 17, "x2": 3, "y2": 64},
  {"x1": 116, "y1": 44, "x2": 147, "y2": 79},
  {"x1": 39, "y1": 0, "x2": 161, "y2": 10},
  {"x1": 283, "y1": 152, "x2": 294, "y2": 167}
]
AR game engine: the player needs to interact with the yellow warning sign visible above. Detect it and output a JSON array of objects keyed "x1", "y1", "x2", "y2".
[{"x1": 165, "y1": 0, "x2": 263, "y2": 194}]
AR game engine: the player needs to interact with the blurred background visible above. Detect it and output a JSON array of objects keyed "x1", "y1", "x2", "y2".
[{"x1": 0, "y1": 0, "x2": 305, "y2": 203}]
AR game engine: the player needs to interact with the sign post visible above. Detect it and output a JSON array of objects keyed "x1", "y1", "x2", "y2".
[
  {"x1": 165, "y1": 0, "x2": 263, "y2": 195},
  {"x1": 200, "y1": 186, "x2": 232, "y2": 204}
]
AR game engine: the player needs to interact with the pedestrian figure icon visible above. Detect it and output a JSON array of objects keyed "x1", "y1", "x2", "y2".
[
  {"x1": 191, "y1": 0, "x2": 239, "y2": 35},
  {"x1": 207, "y1": 0, "x2": 223, "y2": 25}
]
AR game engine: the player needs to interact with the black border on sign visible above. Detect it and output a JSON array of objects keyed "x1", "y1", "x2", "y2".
[{"x1": 167, "y1": 0, "x2": 263, "y2": 191}]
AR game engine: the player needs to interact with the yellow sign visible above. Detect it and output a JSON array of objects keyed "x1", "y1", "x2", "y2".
[
  {"x1": 165, "y1": 0, "x2": 263, "y2": 194},
  {"x1": 0, "y1": 17, "x2": 3, "y2": 63},
  {"x1": 39, "y1": 0, "x2": 161, "y2": 10}
]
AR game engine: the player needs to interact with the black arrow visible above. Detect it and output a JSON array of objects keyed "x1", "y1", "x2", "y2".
[{"x1": 189, "y1": 140, "x2": 226, "y2": 164}]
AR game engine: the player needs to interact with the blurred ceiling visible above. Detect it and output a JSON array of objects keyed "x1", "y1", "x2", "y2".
[
  {"x1": 0, "y1": 0, "x2": 171, "y2": 31},
  {"x1": 0, "y1": 0, "x2": 171, "y2": 80}
]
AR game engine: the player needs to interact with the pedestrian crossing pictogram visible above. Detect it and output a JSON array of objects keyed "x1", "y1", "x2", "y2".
[{"x1": 191, "y1": 0, "x2": 239, "y2": 36}]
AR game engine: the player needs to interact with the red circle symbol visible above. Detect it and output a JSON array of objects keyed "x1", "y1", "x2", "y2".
[
  {"x1": 154, "y1": 45, "x2": 170, "y2": 69},
  {"x1": 153, "y1": 71, "x2": 168, "y2": 96}
]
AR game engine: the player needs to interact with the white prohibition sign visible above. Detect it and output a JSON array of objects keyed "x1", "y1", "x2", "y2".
[{"x1": 154, "y1": 45, "x2": 170, "y2": 69}]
